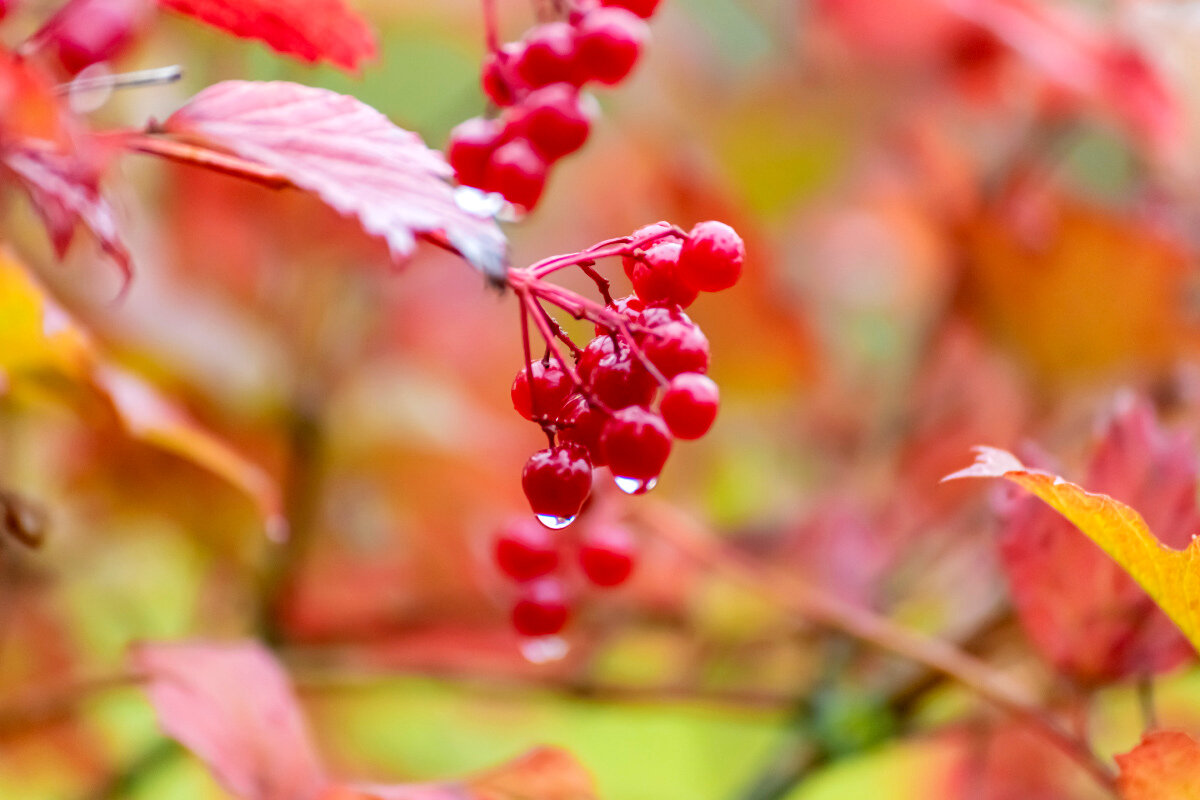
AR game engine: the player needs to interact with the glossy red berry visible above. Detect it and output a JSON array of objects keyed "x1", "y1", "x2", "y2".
[
  {"x1": 575, "y1": 7, "x2": 647, "y2": 86},
  {"x1": 601, "y1": 406, "x2": 672, "y2": 480},
  {"x1": 580, "y1": 336, "x2": 657, "y2": 409},
  {"x1": 510, "y1": 83, "x2": 591, "y2": 162},
  {"x1": 43, "y1": 0, "x2": 150, "y2": 75},
  {"x1": 511, "y1": 358, "x2": 572, "y2": 420},
  {"x1": 640, "y1": 317, "x2": 710, "y2": 377},
  {"x1": 447, "y1": 116, "x2": 507, "y2": 189},
  {"x1": 594, "y1": 294, "x2": 644, "y2": 336},
  {"x1": 579, "y1": 524, "x2": 636, "y2": 587},
  {"x1": 481, "y1": 44, "x2": 525, "y2": 107},
  {"x1": 511, "y1": 577, "x2": 570, "y2": 636},
  {"x1": 629, "y1": 241, "x2": 698, "y2": 308},
  {"x1": 495, "y1": 518, "x2": 560, "y2": 581},
  {"x1": 556, "y1": 394, "x2": 610, "y2": 466},
  {"x1": 485, "y1": 139, "x2": 548, "y2": 210},
  {"x1": 515, "y1": 22, "x2": 581, "y2": 88},
  {"x1": 678, "y1": 220, "x2": 745, "y2": 292},
  {"x1": 660, "y1": 372, "x2": 719, "y2": 439},
  {"x1": 601, "y1": 0, "x2": 662, "y2": 19},
  {"x1": 521, "y1": 444, "x2": 593, "y2": 523}
]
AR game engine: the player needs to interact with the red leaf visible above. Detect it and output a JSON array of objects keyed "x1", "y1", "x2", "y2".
[
  {"x1": 132, "y1": 641, "x2": 328, "y2": 800},
  {"x1": 158, "y1": 0, "x2": 376, "y2": 71},
  {"x1": 161, "y1": 81, "x2": 507, "y2": 280},
  {"x1": 1116, "y1": 731, "x2": 1200, "y2": 800}
]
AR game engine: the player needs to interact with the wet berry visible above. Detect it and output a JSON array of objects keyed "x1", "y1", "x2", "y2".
[
  {"x1": 579, "y1": 524, "x2": 636, "y2": 587},
  {"x1": 511, "y1": 577, "x2": 570, "y2": 636},
  {"x1": 640, "y1": 316, "x2": 710, "y2": 377},
  {"x1": 580, "y1": 337, "x2": 657, "y2": 409},
  {"x1": 511, "y1": 358, "x2": 572, "y2": 420},
  {"x1": 601, "y1": 406, "x2": 672, "y2": 480},
  {"x1": 628, "y1": 241, "x2": 698, "y2": 308},
  {"x1": 556, "y1": 394, "x2": 610, "y2": 466},
  {"x1": 481, "y1": 44, "x2": 524, "y2": 107},
  {"x1": 486, "y1": 139, "x2": 548, "y2": 210},
  {"x1": 515, "y1": 22, "x2": 581, "y2": 88},
  {"x1": 601, "y1": 0, "x2": 662, "y2": 19},
  {"x1": 43, "y1": 0, "x2": 150, "y2": 75},
  {"x1": 495, "y1": 517, "x2": 560, "y2": 581},
  {"x1": 594, "y1": 294, "x2": 644, "y2": 336},
  {"x1": 575, "y1": 7, "x2": 647, "y2": 86},
  {"x1": 511, "y1": 83, "x2": 591, "y2": 162},
  {"x1": 678, "y1": 220, "x2": 744, "y2": 292},
  {"x1": 521, "y1": 444, "x2": 593, "y2": 522},
  {"x1": 660, "y1": 372, "x2": 719, "y2": 439},
  {"x1": 447, "y1": 116, "x2": 507, "y2": 189}
]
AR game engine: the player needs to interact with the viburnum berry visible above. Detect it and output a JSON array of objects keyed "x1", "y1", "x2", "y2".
[
  {"x1": 510, "y1": 83, "x2": 591, "y2": 162},
  {"x1": 494, "y1": 517, "x2": 560, "y2": 581},
  {"x1": 601, "y1": 406, "x2": 672, "y2": 481},
  {"x1": 481, "y1": 44, "x2": 525, "y2": 107},
  {"x1": 447, "y1": 116, "x2": 507, "y2": 190},
  {"x1": 678, "y1": 220, "x2": 745, "y2": 292},
  {"x1": 485, "y1": 139, "x2": 548, "y2": 210},
  {"x1": 511, "y1": 577, "x2": 570, "y2": 636},
  {"x1": 42, "y1": 0, "x2": 151, "y2": 75},
  {"x1": 639, "y1": 316, "x2": 710, "y2": 377},
  {"x1": 511, "y1": 357, "x2": 572, "y2": 420},
  {"x1": 628, "y1": 241, "x2": 698, "y2": 308},
  {"x1": 660, "y1": 372, "x2": 719, "y2": 439},
  {"x1": 580, "y1": 336, "x2": 658, "y2": 409},
  {"x1": 594, "y1": 293, "x2": 644, "y2": 336},
  {"x1": 601, "y1": 0, "x2": 662, "y2": 19},
  {"x1": 521, "y1": 443, "x2": 593, "y2": 524},
  {"x1": 515, "y1": 22, "x2": 581, "y2": 88},
  {"x1": 621, "y1": 222, "x2": 675, "y2": 278},
  {"x1": 579, "y1": 524, "x2": 637, "y2": 587},
  {"x1": 556, "y1": 394, "x2": 610, "y2": 466},
  {"x1": 575, "y1": 7, "x2": 648, "y2": 86}
]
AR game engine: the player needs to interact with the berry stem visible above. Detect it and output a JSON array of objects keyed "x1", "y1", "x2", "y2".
[
  {"x1": 579, "y1": 263, "x2": 613, "y2": 306},
  {"x1": 519, "y1": 287, "x2": 586, "y2": 395},
  {"x1": 482, "y1": 0, "x2": 500, "y2": 53},
  {"x1": 527, "y1": 225, "x2": 684, "y2": 279}
]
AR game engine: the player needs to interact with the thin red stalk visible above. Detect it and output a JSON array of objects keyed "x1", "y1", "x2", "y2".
[
  {"x1": 521, "y1": 291, "x2": 584, "y2": 394},
  {"x1": 579, "y1": 263, "x2": 613, "y2": 305},
  {"x1": 121, "y1": 133, "x2": 293, "y2": 189},
  {"x1": 482, "y1": 0, "x2": 500, "y2": 53},
  {"x1": 528, "y1": 226, "x2": 683, "y2": 279}
]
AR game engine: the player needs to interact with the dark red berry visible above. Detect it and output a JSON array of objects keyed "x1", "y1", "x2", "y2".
[
  {"x1": 640, "y1": 317, "x2": 710, "y2": 377},
  {"x1": 629, "y1": 241, "x2": 698, "y2": 308},
  {"x1": 485, "y1": 138, "x2": 548, "y2": 210},
  {"x1": 556, "y1": 394, "x2": 610, "y2": 466},
  {"x1": 601, "y1": 406, "x2": 672, "y2": 480},
  {"x1": 594, "y1": 294, "x2": 644, "y2": 336},
  {"x1": 511, "y1": 577, "x2": 570, "y2": 636},
  {"x1": 580, "y1": 336, "x2": 657, "y2": 409},
  {"x1": 481, "y1": 44, "x2": 525, "y2": 107},
  {"x1": 579, "y1": 524, "x2": 636, "y2": 587},
  {"x1": 511, "y1": 358, "x2": 572, "y2": 420},
  {"x1": 521, "y1": 444, "x2": 593, "y2": 522},
  {"x1": 447, "y1": 116, "x2": 507, "y2": 189},
  {"x1": 43, "y1": 0, "x2": 150, "y2": 75},
  {"x1": 678, "y1": 220, "x2": 745, "y2": 292},
  {"x1": 515, "y1": 22, "x2": 581, "y2": 88},
  {"x1": 575, "y1": 7, "x2": 647, "y2": 86},
  {"x1": 509, "y1": 83, "x2": 591, "y2": 162},
  {"x1": 495, "y1": 517, "x2": 560, "y2": 581},
  {"x1": 660, "y1": 372, "x2": 719, "y2": 439},
  {"x1": 601, "y1": 0, "x2": 661, "y2": 19}
]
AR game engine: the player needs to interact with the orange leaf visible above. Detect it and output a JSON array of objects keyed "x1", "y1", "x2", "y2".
[
  {"x1": 1116, "y1": 731, "x2": 1200, "y2": 800},
  {"x1": 464, "y1": 747, "x2": 597, "y2": 800},
  {"x1": 945, "y1": 447, "x2": 1200, "y2": 655}
]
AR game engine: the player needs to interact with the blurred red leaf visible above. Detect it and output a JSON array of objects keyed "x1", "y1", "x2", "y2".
[
  {"x1": 158, "y1": 0, "x2": 376, "y2": 71},
  {"x1": 1116, "y1": 731, "x2": 1200, "y2": 800},
  {"x1": 133, "y1": 641, "x2": 328, "y2": 800},
  {"x1": 160, "y1": 81, "x2": 507, "y2": 279}
]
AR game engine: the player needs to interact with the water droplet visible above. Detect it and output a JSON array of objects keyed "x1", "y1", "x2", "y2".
[
  {"x1": 453, "y1": 186, "x2": 505, "y2": 218},
  {"x1": 520, "y1": 635, "x2": 569, "y2": 664},
  {"x1": 536, "y1": 513, "x2": 576, "y2": 529},
  {"x1": 614, "y1": 476, "x2": 657, "y2": 495}
]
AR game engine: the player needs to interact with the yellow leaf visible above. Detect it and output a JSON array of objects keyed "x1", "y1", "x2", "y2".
[
  {"x1": 945, "y1": 446, "x2": 1200, "y2": 655},
  {"x1": 0, "y1": 248, "x2": 93, "y2": 378}
]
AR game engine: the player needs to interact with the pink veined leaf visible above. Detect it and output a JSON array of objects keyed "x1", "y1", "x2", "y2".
[
  {"x1": 157, "y1": 0, "x2": 376, "y2": 71},
  {"x1": 2, "y1": 146, "x2": 131, "y2": 286},
  {"x1": 132, "y1": 641, "x2": 329, "y2": 800},
  {"x1": 160, "y1": 81, "x2": 508, "y2": 280}
]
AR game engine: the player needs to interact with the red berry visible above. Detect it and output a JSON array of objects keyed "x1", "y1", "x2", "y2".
[
  {"x1": 481, "y1": 44, "x2": 525, "y2": 107},
  {"x1": 660, "y1": 372, "x2": 719, "y2": 439},
  {"x1": 579, "y1": 524, "x2": 636, "y2": 587},
  {"x1": 515, "y1": 22, "x2": 581, "y2": 88},
  {"x1": 629, "y1": 241, "x2": 698, "y2": 308},
  {"x1": 575, "y1": 7, "x2": 647, "y2": 86},
  {"x1": 601, "y1": 0, "x2": 662, "y2": 19},
  {"x1": 43, "y1": 0, "x2": 150, "y2": 75},
  {"x1": 678, "y1": 220, "x2": 745, "y2": 292},
  {"x1": 509, "y1": 83, "x2": 591, "y2": 162},
  {"x1": 556, "y1": 394, "x2": 610, "y2": 466},
  {"x1": 495, "y1": 518, "x2": 560, "y2": 581},
  {"x1": 579, "y1": 336, "x2": 657, "y2": 409},
  {"x1": 485, "y1": 138, "x2": 548, "y2": 210},
  {"x1": 594, "y1": 294, "x2": 644, "y2": 336},
  {"x1": 521, "y1": 444, "x2": 593, "y2": 523},
  {"x1": 511, "y1": 577, "x2": 570, "y2": 636},
  {"x1": 640, "y1": 317, "x2": 710, "y2": 377},
  {"x1": 601, "y1": 406, "x2": 672, "y2": 480},
  {"x1": 511, "y1": 358, "x2": 572, "y2": 420},
  {"x1": 447, "y1": 117, "x2": 506, "y2": 189}
]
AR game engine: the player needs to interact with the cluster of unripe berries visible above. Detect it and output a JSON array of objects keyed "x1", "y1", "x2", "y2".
[
  {"x1": 447, "y1": 0, "x2": 663, "y2": 211},
  {"x1": 495, "y1": 219, "x2": 744, "y2": 638}
]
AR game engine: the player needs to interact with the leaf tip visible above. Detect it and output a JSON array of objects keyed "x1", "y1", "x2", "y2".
[{"x1": 941, "y1": 446, "x2": 1025, "y2": 483}]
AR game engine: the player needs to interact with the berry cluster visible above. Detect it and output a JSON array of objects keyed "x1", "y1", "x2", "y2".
[
  {"x1": 34, "y1": 0, "x2": 151, "y2": 75},
  {"x1": 448, "y1": 0, "x2": 664, "y2": 212},
  {"x1": 494, "y1": 218, "x2": 743, "y2": 638},
  {"x1": 494, "y1": 517, "x2": 637, "y2": 637}
]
